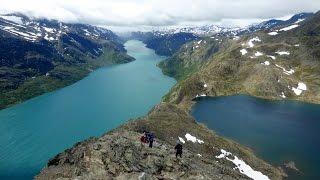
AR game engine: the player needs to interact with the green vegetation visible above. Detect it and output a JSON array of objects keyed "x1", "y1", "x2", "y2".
[{"x1": 159, "y1": 13, "x2": 320, "y2": 106}]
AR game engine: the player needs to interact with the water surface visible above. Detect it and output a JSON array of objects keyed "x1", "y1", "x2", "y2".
[
  {"x1": 0, "y1": 40, "x2": 176, "y2": 179},
  {"x1": 192, "y1": 95, "x2": 320, "y2": 180}
]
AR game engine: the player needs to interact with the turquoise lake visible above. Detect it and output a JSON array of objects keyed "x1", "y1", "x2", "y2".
[
  {"x1": 0, "y1": 40, "x2": 176, "y2": 179},
  {"x1": 192, "y1": 95, "x2": 320, "y2": 180}
]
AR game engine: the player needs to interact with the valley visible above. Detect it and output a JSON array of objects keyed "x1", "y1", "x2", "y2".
[{"x1": 1, "y1": 8, "x2": 320, "y2": 180}]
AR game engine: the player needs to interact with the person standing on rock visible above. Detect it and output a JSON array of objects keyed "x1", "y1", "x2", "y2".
[
  {"x1": 175, "y1": 140, "x2": 183, "y2": 158},
  {"x1": 146, "y1": 132, "x2": 155, "y2": 148}
]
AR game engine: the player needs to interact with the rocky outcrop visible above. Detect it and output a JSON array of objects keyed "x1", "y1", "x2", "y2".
[{"x1": 36, "y1": 103, "x2": 285, "y2": 180}]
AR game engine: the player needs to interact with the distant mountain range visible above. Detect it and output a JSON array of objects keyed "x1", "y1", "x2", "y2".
[
  {"x1": 128, "y1": 12, "x2": 314, "y2": 56},
  {"x1": 0, "y1": 13, "x2": 134, "y2": 109},
  {"x1": 0, "y1": 12, "x2": 316, "y2": 109},
  {"x1": 145, "y1": 12, "x2": 314, "y2": 37},
  {"x1": 247, "y1": 12, "x2": 313, "y2": 32}
]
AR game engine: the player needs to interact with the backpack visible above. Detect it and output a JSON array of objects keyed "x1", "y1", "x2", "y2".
[{"x1": 140, "y1": 135, "x2": 148, "y2": 143}]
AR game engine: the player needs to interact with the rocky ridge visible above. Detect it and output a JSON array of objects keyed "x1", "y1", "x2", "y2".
[{"x1": 37, "y1": 103, "x2": 285, "y2": 180}]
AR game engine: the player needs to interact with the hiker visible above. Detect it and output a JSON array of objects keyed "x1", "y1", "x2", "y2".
[
  {"x1": 146, "y1": 132, "x2": 155, "y2": 148},
  {"x1": 175, "y1": 140, "x2": 183, "y2": 158}
]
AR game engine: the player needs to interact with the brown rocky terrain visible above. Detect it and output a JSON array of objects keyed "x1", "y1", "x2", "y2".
[{"x1": 36, "y1": 103, "x2": 285, "y2": 180}]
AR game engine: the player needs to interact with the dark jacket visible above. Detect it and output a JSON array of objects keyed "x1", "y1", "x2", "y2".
[
  {"x1": 147, "y1": 132, "x2": 155, "y2": 142},
  {"x1": 175, "y1": 143, "x2": 183, "y2": 153}
]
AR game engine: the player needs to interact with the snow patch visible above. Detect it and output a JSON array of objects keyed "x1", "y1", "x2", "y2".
[
  {"x1": 279, "y1": 24, "x2": 299, "y2": 31},
  {"x1": 43, "y1": 27, "x2": 55, "y2": 33},
  {"x1": 280, "y1": 92, "x2": 286, "y2": 98},
  {"x1": 0, "y1": 15, "x2": 23, "y2": 24},
  {"x1": 2, "y1": 26, "x2": 38, "y2": 41},
  {"x1": 240, "y1": 49, "x2": 247, "y2": 55},
  {"x1": 185, "y1": 133, "x2": 204, "y2": 144},
  {"x1": 275, "y1": 64, "x2": 295, "y2": 75},
  {"x1": 291, "y1": 82, "x2": 307, "y2": 96},
  {"x1": 268, "y1": 32, "x2": 278, "y2": 36},
  {"x1": 255, "y1": 51, "x2": 263, "y2": 57},
  {"x1": 276, "y1": 51, "x2": 290, "y2": 55},
  {"x1": 178, "y1": 137, "x2": 186, "y2": 144},
  {"x1": 267, "y1": 55, "x2": 276, "y2": 60},
  {"x1": 295, "y1": 18, "x2": 305, "y2": 24},
  {"x1": 261, "y1": 61, "x2": 270, "y2": 66},
  {"x1": 247, "y1": 37, "x2": 261, "y2": 48},
  {"x1": 216, "y1": 149, "x2": 270, "y2": 180}
]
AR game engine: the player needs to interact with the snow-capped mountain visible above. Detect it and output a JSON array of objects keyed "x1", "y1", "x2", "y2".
[
  {"x1": 0, "y1": 13, "x2": 119, "y2": 43},
  {"x1": 141, "y1": 12, "x2": 313, "y2": 38},
  {"x1": 0, "y1": 13, "x2": 133, "y2": 109},
  {"x1": 150, "y1": 25, "x2": 243, "y2": 36},
  {"x1": 248, "y1": 12, "x2": 313, "y2": 32}
]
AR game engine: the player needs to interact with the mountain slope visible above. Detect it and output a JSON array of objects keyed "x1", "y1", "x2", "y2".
[
  {"x1": 248, "y1": 13, "x2": 313, "y2": 31},
  {"x1": 130, "y1": 31, "x2": 198, "y2": 56},
  {"x1": 161, "y1": 11, "x2": 320, "y2": 107},
  {"x1": 0, "y1": 14, "x2": 134, "y2": 109}
]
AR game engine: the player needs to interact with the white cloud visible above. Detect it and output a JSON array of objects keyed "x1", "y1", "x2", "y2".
[{"x1": 0, "y1": 0, "x2": 319, "y2": 29}]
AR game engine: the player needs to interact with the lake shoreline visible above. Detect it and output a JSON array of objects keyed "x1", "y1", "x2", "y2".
[
  {"x1": 191, "y1": 95, "x2": 320, "y2": 180},
  {"x1": 0, "y1": 40, "x2": 176, "y2": 179},
  {"x1": 0, "y1": 48, "x2": 135, "y2": 110}
]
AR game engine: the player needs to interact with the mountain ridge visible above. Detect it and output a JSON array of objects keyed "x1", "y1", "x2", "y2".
[
  {"x1": 0, "y1": 13, "x2": 134, "y2": 109},
  {"x1": 160, "y1": 11, "x2": 320, "y2": 109}
]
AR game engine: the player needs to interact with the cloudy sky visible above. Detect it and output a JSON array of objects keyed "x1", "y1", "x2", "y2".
[{"x1": 0, "y1": 0, "x2": 319, "y2": 31}]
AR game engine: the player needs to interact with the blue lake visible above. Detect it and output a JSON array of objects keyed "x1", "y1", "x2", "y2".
[
  {"x1": 0, "y1": 40, "x2": 176, "y2": 179},
  {"x1": 192, "y1": 95, "x2": 320, "y2": 180}
]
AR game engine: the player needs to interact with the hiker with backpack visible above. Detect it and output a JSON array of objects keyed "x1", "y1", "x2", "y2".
[
  {"x1": 175, "y1": 140, "x2": 183, "y2": 158},
  {"x1": 146, "y1": 132, "x2": 155, "y2": 148},
  {"x1": 140, "y1": 130, "x2": 155, "y2": 148}
]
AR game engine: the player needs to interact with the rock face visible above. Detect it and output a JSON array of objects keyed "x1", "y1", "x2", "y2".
[{"x1": 36, "y1": 103, "x2": 285, "y2": 180}]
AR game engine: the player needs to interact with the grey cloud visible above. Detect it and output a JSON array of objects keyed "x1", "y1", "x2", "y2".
[{"x1": 0, "y1": 0, "x2": 319, "y2": 27}]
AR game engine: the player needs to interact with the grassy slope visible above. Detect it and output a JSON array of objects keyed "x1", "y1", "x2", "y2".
[
  {"x1": 158, "y1": 37, "x2": 226, "y2": 81},
  {"x1": 160, "y1": 14, "x2": 320, "y2": 108}
]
